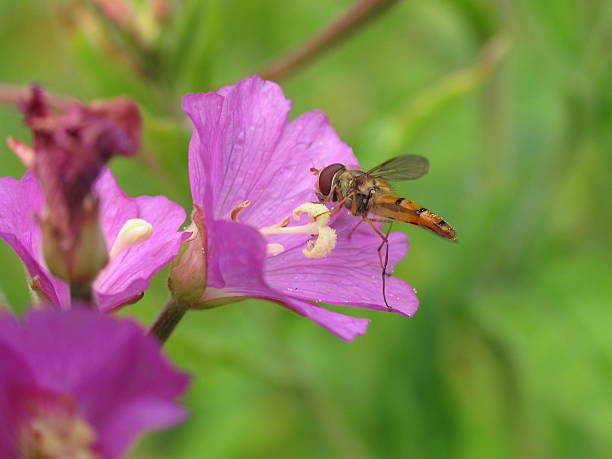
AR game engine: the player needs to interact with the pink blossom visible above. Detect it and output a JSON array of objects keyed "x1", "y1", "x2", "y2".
[
  {"x1": 0, "y1": 308, "x2": 189, "y2": 458},
  {"x1": 182, "y1": 76, "x2": 418, "y2": 341},
  {"x1": 0, "y1": 168, "x2": 188, "y2": 310}
]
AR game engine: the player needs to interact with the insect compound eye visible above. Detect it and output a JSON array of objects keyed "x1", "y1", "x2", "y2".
[{"x1": 317, "y1": 163, "x2": 345, "y2": 197}]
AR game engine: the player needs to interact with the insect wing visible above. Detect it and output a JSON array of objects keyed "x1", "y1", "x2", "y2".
[{"x1": 365, "y1": 154, "x2": 429, "y2": 181}]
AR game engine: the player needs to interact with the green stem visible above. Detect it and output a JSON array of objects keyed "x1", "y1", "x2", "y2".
[
  {"x1": 0, "y1": 84, "x2": 75, "y2": 109},
  {"x1": 150, "y1": 299, "x2": 188, "y2": 345},
  {"x1": 258, "y1": 0, "x2": 400, "y2": 81}
]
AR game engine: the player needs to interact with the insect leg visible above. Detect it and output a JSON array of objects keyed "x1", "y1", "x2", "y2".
[
  {"x1": 363, "y1": 217, "x2": 393, "y2": 310},
  {"x1": 347, "y1": 216, "x2": 391, "y2": 239},
  {"x1": 315, "y1": 187, "x2": 356, "y2": 220},
  {"x1": 346, "y1": 219, "x2": 364, "y2": 239}
]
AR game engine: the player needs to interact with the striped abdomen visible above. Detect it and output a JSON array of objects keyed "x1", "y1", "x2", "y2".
[{"x1": 372, "y1": 195, "x2": 457, "y2": 240}]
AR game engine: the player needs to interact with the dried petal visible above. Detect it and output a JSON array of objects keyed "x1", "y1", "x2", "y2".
[{"x1": 19, "y1": 86, "x2": 142, "y2": 283}]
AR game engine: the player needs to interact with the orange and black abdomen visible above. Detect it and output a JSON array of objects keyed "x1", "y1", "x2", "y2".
[{"x1": 372, "y1": 195, "x2": 457, "y2": 240}]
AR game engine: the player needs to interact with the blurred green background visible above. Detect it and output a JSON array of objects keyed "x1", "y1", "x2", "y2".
[{"x1": 1, "y1": 0, "x2": 611, "y2": 458}]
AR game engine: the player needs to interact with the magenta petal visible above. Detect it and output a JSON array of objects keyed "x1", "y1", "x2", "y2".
[
  {"x1": 0, "y1": 172, "x2": 69, "y2": 307},
  {"x1": 184, "y1": 76, "x2": 292, "y2": 220},
  {"x1": 266, "y1": 212, "x2": 419, "y2": 317},
  {"x1": 93, "y1": 169, "x2": 189, "y2": 311},
  {"x1": 204, "y1": 220, "x2": 371, "y2": 340},
  {"x1": 283, "y1": 298, "x2": 370, "y2": 341},
  {"x1": 235, "y1": 109, "x2": 359, "y2": 229},
  {"x1": 94, "y1": 168, "x2": 140, "y2": 246},
  {"x1": 182, "y1": 92, "x2": 224, "y2": 220},
  {"x1": 0, "y1": 320, "x2": 36, "y2": 455},
  {"x1": 99, "y1": 398, "x2": 186, "y2": 459},
  {"x1": 183, "y1": 78, "x2": 360, "y2": 229}
]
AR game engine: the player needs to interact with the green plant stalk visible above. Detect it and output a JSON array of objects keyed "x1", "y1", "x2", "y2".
[{"x1": 150, "y1": 298, "x2": 188, "y2": 345}]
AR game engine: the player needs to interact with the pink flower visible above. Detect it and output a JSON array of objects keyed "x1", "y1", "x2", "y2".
[
  {"x1": 0, "y1": 308, "x2": 189, "y2": 458},
  {"x1": 0, "y1": 168, "x2": 188, "y2": 311},
  {"x1": 181, "y1": 76, "x2": 418, "y2": 341}
]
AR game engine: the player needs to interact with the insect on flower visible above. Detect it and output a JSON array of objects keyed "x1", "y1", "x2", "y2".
[{"x1": 312, "y1": 154, "x2": 456, "y2": 308}]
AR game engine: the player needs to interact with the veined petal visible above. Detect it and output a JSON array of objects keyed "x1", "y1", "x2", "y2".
[
  {"x1": 204, "y1": 219, "x2": 371, "y2": 340},
  {"x1": 284, "y1": 299, "x2": 370, "y2": 341},
  {"x1": 93, "y1": 169, "x2": 189, "y2": 311},
  {"x1": 265, "y1": 212, "x2": 419, "y2": 317},
  {"x1": 230, "y1": 109, "x2": 358, "y2": 229},
  {"x1": 183, "y1": 78, "x2": 358, "y2": 226},
  {"x1": 0, "y1": 172, "x2": 68, "y2": 307},
  {"x1": 183, "y1": 76, "x2": 292, "y2": 220}
]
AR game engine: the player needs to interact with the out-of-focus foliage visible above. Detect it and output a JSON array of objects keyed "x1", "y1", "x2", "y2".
[{"x1": 1, "y1": 0, "x2": 610, "y2": 458}]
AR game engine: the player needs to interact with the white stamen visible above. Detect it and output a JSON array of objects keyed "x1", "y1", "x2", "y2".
[
  {"x1": 109, "y1": 218, "x2": 153, "y2": 260},
  {"x1": 266, "y1": 243, "x2": 285, "y2": 256},
  {"x1": 259, "y1": 203, "x2": 336, "y2": 258},
  {"x1": 293, "y1": 202, "x2": 331, "y2": 224},
  {"x1": 303, "y1": 226, "x2": 337, "y2": 258},
  {"x1": 22, "y1": 413, "x2": 96, "y2": 458}
]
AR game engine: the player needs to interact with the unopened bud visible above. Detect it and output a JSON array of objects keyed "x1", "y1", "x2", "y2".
[
  {"x1": 168, "y1": 205, "x2": 207, "y2": 306},
  {"x1": 42, "y1": 197, "x2": 108, "y2": 284}
]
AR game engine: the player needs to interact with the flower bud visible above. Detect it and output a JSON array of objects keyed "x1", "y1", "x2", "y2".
[
  {"x1": 168, "y1": 205, "x2": 207, "y2": 306},
  {"x1": 42, "y1": 196, "x2": 108, "y2": 284}
]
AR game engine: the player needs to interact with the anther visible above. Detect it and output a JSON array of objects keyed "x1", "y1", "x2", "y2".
[
  {"x1": 270, "y1": 216, "x2": 290, "y2": 228},
  {"x1": 266, "y1": 243, "x2": 285, "y2": 256},
  {"x1": 6, "y1": 136, "x2": 34, "y2": 168},
  {"x1": 109, "y1": 218, "x2": 153, "y2": 260},
  {"x1": 302, "y1": 227, "x2": 336, "y2": 258},
  {"x1": 230, "y1": 200, "x2": 251, "y2": 222},
  {"x1": 260, "y1": 203, "x2": 336, "y2": 259}
]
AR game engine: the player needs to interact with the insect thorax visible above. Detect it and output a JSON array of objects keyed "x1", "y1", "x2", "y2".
[{"x1": 339, "y1": 171, "x2": 383, "y2": 217}]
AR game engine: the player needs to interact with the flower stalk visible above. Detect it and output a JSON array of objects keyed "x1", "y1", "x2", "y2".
[
  {"x1": 150, "y1": 298, "x2": 188, "y2": 344},
  {"x1": 70, "y1": 282, "x2": 94, "y2": 304},
  {"x1": 258, "y1": 0, "x2": 400, "y2": 81}
]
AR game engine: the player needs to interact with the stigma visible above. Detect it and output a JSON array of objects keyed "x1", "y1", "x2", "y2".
[
  {"x1": 20, "y1": 411, "x2": 98, "y2": 458},
  {"x1": 109, "y1": 218, "x2": 153, "y2": 260},
  {"x1": 260, "y1": 203, "x2": 337, "y2": 258}
]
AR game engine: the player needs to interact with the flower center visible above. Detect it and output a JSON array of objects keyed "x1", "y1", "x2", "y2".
[
  {"x1": 230, "y1": 201, "x2": 337, "y2": 258},
  {"x1": 20, "y1": 411, "x2": 98, "y2": 459},
  {"x1": 109, "y1": 218, "x2": 153, "y2": 260}
]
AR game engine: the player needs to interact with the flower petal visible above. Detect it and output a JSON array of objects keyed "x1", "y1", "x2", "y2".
[
  {"x1": 93, "y1": 169, "x2": 188, "y2": 311},
  {"x1": 0, "y1": 172, "x2": 68, "y2": 307},
  {"x1": 98, "y1": 398, "x2": 186, "y2": 459},
  {"x1": 0, "y1": 315, "x2": 36, "y2": 455},
  {"x1": 203, "y1": 219, "x2": 371, "y2": 340},
  {"x1": 183, "y1": 77, "x2": 358, "y2": 228},
  {"x1": 235, "y1": 109, "x2": 358, "y2": 229},
  {"x1": 283, "y1": 299, "x2": 370, "y2": 341},
  {"x1": 265, "y1": 212, "x2": 419, "y2": 317},
  {"x1": 183, "y1": 76, "x2": 292, "y2": 219}
]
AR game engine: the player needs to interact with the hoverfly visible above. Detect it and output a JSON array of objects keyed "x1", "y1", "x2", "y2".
[{"x1": 311, "y1": 155, "x2": 456, "y2": 309}]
